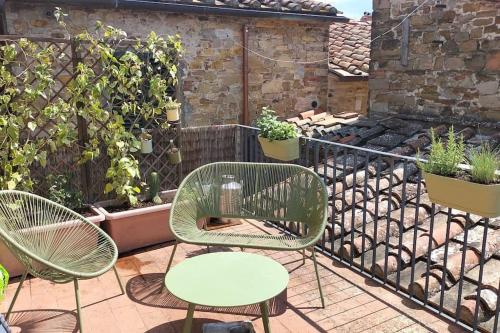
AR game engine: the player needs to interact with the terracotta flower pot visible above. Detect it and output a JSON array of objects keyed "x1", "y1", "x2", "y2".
[
  {"x1": 168, "y1": 150, "x2": 182, "y2": 164},
  {"x1": 96, "y1": 190, "x2": 177, "y2": 253},
  {"x1": 166, "y1": 107, "x2": 180, "y2": 122},
  {"x1": 423, "y1": 172, "x2": 500, "y2": 217},
  {"x1": 258, "y1": 135, "x2": 300, "y2": 161},
  {"x1": 0, "y1": 206, "x2": 105, "y2": 278},
  {"x1": 141, "y1": 138, "x2": 153, "y2": 154}
]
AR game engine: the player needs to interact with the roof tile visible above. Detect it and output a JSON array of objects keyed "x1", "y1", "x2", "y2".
[
  {"x1": 329, "y1": 21, "x2": 371, "y2": 76},
  {"x1": 148, "y1": 0, "x2": 340, "y2": 15}
]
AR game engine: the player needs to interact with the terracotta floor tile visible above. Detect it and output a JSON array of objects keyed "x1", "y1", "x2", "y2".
[{"x1": 0, "y1": 221, "x2": 464, "y2": 333}]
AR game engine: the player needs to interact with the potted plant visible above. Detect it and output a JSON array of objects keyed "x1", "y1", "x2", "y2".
[
  {"x1": 139, "y1": 129, "x2": 153, "y2": 154},
  {"x1": 417, "y1": 127, "x2": 499, "y2": 217},
  {"x1": 97, "y1": 172, "x2": 177, "y2": 253},
  {"x1": 256, "y1": 107, "x2": 300, "y2": 161},
  {"x1": 0, "y1": 174, "x2": 105, "y2": 278},
  {"x1": 0, "y1": 264, "x2": 9, "y2": 333},
  {"x1": 167, "y1": 139, "x2": 182, "y2": 164},
  {"x1": 166, "y1": 97, "x2": 181, "y2": 123}
]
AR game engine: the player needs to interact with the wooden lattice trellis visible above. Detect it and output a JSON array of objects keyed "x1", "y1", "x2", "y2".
[{"x1": 1, "y1": 35, "x2": 181, "y2": 203}]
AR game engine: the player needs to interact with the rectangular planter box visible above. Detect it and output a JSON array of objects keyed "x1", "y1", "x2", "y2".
[
  {"x1": 96, "y1": 190, "x2": 178, "y2": 253},
  {"x1": 0, "y1": 206, "x2": 105, "y2": 278},
  {"x1": 423, "y1": 172, "x2": 500, "y2": 218}
]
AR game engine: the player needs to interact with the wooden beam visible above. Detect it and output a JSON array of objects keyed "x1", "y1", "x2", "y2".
[{"x1": 401, "y1": 19, "x2": 410, "y2": 67}]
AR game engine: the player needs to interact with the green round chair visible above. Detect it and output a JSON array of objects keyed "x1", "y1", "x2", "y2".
[
  {"x1": 0, "y1": 190, "x2": 124, "y2": 332},
  {"x1": 165, "y1": 162, "x2": 328, "y2": 307}
]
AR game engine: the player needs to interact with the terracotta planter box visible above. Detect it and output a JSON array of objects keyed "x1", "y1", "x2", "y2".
[
  {"x1": 258, "y1": 136, "x2": 300, "y2": 161},
  {"x1": 96, "y1": 190, "x2": 177, "y2": 253},
  {"x1": 423, "y1": 172, "x2": 500, "y2": 218},
  {"x1": 0, "y1": 206, "x2": 104, "y2": 278}
]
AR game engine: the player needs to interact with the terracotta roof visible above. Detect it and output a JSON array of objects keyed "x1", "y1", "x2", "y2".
[
  {"x1": 11, "y1": 0, "x2": 346, "y2": 19},
  {"x1": 285, "y1": 112, "x2": 500, "y2": 331},
  {"x1": 329, "y1": 21, "x2": 371, "y2": 76},
  {"x1": 143, "y1": 0, "x2": 341, "y2": 16}
]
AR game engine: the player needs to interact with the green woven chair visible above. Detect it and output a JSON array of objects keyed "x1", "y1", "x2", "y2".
[
  {"x1": 0, "y1": 190, "x2": 124, "y2": 332},
  {"x1": 165, "y1": 162, "x2": 328, "y2": 307}
]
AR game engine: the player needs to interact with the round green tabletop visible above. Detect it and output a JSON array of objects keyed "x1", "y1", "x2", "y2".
[{"x1": 165, "y1": 252, "x2": 289, "y2": 307}]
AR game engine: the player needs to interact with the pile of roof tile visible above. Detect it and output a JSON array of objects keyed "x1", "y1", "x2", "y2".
[{"x1": 284, "y1": 112, "x2": 500, "y2": 331}]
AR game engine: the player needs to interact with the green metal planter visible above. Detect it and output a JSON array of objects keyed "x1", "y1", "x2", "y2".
[
  {"x1": 423, "y1": 172, "x2": 500, "y2": 217},
  {"x1": 258, "y1": 136, "x2": 299, "y2": 161}
]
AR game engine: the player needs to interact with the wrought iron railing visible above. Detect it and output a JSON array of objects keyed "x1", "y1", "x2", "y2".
[{"x1": 231, "y1": 124, "x2": 498, "y2": 333}]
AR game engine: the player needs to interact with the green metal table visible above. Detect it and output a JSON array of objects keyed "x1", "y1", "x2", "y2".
[{"x1": 165, "y1": 252, "x2": 289, "y2": 333}]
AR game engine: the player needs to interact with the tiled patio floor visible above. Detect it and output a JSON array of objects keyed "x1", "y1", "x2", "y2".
[{"x1": 1, "y1": 220, "x2": 465, "y2": 333}]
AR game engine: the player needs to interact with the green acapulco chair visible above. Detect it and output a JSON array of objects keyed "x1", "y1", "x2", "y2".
[
  {"x1": 165, "y1": 162, "x2": 328, "y2": 307},
  {"x1": 0, "y1": 190, "x2": 124, "y2": 332}
]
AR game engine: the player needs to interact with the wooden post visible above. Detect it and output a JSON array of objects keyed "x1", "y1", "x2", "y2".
[
  {"x1": 71, "y1": 38, "x2": 92, "y2": 202},
  {"x1": 401, "y1": 19, "x2": 410, "y2": 67}
]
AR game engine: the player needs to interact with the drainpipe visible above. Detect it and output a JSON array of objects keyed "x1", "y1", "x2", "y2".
[{"x1": 242, "y1": 24, "x2": 249, "y2": 125}]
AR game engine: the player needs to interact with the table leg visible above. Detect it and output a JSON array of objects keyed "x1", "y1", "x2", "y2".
[
  {"x1": 182, "y1": 303, "x2": 196, "y2": 333},
  {"x1": 260, "y1": 301, "x2": 271, "y2": 333}
]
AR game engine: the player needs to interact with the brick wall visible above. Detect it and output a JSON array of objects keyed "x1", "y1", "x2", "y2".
[
  {"x1": 328, "y1": 74, "x2": 369, "y2": 115},
  {"x1": 370, "y1": 0, "x2": 500, "y2": 124},
  {"x1": 5, "y1": 3, "x2": 329, "y2": 126}
]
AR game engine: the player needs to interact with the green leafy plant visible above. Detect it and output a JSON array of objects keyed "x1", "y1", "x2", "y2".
[
  {"x1": 139, "y1": 129, "x2": 152, "y2": 142},
  {"x1": 468, "y1": 145, "x2": 499, "y2": 184},
  {"x1": 0, "y1": 39, "x2": 77, "y2": 191},
  {"x1": 58, "y1": 9, "x2": 183, "y2": 205},
  {"x1": 255, "y1": 107, "x2": 298, "y2": 141},
  {"x1": 45, "y1": 173, "x2": 86, "y2": 211},
  {"x1": 0, "y1": 264, "x2": 8, "y2": 302},
  {"x1": 165, "y1": 96, "x2": 181, "y2": 110},
  {"x1": 417, "y1": 126, "x2": 465, "y2": 177}
]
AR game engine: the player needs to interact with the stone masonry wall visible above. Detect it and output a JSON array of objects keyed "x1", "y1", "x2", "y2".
[
  {"x1": 5, "y1": 3, "x2": 329, "y2": 126},
  {"x1": 370, "y1": 0, "x2": 500, "y2": 124},
  {"x1": 328, "y1": 74, "x2": 369, "y2": 115}
]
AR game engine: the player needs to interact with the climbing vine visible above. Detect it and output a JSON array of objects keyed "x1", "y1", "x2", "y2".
[
  {"x1": 0, "y1": 39, "x2": 76, "y2": 190},
  {"x1": 0, "y1": 8, "x2": 183, "y2": 205}
]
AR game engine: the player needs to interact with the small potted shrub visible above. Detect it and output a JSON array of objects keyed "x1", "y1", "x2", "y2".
[
  {"x1": 167, "y1": 139, "x2": 182, "y2": 165},
  {"x1": 166, "y1": 97, "x2": 181, "y2": 123},
  {"x1": 139, "y1": 129, "x2": 153, "y2": 154},
  {"x1": 97, "y1": 172, "x2": 177, "y2": 253},
  {"x1": 256, "y1": 107, "x2": 300, "y2": 161},
  {"x1": 418, "y1": 127, "x2": 499, "y2": 217},
  {"x1": 0, "y1": 264, "x2": 9, "y2": 333},
  {"x1": 0, "y1": 174, "x2": 105, "y2": 278}
]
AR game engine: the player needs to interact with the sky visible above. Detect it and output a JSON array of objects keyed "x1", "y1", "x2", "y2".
[{"x1": 327, "y1": 0, "x2": 373, "y2": 20}]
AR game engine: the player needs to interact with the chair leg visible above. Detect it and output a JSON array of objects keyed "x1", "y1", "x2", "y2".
[
  {"x1": 302, "y1": 249, "x2": 306, "y2": 265},
  {"x1": 165, "y1": 242, "x2": 178, "y2": 274},
  {"x1": 161, "y1": 242, "x2": 178, "y2": 293},
  {"x1": 74, "y1": 279, "x2": 84, "y2": 333},
  {"x1": 311, "y1": 248, "x2": 325, "y2": 308},
  {"x1": 113, "y1": 266, "x2": 125, "y2": 295},
  {"x1": 5, "y1": 270, "x2": 28, "y2": 321}
]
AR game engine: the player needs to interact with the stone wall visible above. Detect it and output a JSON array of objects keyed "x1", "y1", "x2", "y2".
[
  {"x1": 328, "y1": 74, "x2": 369, "y2": 115},
  {"x1": 5, "y1": 3, "x2": 330, "y2": 126},
  {"x1": 370, "y1": 0, "x2": 500, "y2": 124}
]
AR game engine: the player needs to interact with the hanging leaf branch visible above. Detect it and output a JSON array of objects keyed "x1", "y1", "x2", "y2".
[
  {"x1": 0, "y1": 39, "x2": 77, "y2": 190},
  {"x1": 66, "y1": 11, "x2": 183, "y2": 205},
  {"x1": 0, "y1": 8, "x2": 183, "y2": 206}
]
